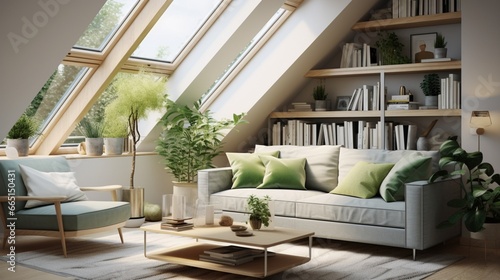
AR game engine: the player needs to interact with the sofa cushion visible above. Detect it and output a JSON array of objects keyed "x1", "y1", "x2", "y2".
[
  {"x1": 15, "y1": 201, "x2": 130, "y2": 231},
  {"x1": 19, "y1": 164, "x2": 88, "y2": 208},
  {"x1": 209, "y1": 188, "x2": 324, "y2": 217},
  {"x1": 295, "y1": 194, "x2": 406, "y2": 228},
  {"x1": 338, "y1": 148, "x2": 439, "y2": 184},
  {"x1": 331, "y1": 161, "x2": 394, "y2": 199},
  {"x1": 257, "y1": 156, "x2": 306, "y2": 190},
  {"x1": 255, "y1": 145, "x2": 341, "y2": 192},
  {"x1": 379, "y1": 152, "x2": 433, "y2": 202},
  {"x1": 226, "y1": 151, "x2": 278, "y2": 189}
]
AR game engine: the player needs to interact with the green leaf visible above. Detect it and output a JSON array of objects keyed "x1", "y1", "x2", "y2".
[
  {"x1": 464, "y1": 209, "x2": 486, "y2": 232},
  {"x1": 429, "y1": 170, "x2": 449, "y2": 182},
  {"x1": 439, "y1": 139, "x2": 460, "y2": 157}
]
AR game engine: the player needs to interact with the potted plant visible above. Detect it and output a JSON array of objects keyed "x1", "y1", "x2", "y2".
[
  {"x1": 77, "y1": 117, "x2": 105, "y2": 156},
  {"x1": 375, "y1": 31, "x2": 410, "y2": 65},
  {"x1": 313, "y1": 80, "x2": 328, "y2": 111},
  {"x1": 106, "y1": 70, "x2": 167, "y2": 224},
  {"x1": 6, "y1": 113, "x2": 40, "y2": 157},
  {"x1": 246, "y1": 195, "x2": 272, "y2": 230},
  {"x1": 156, "y1": 99, "x2": 245, "y2": 212},
  {"x1": 434, "y1": 33, "x2": 447, "y2": 58},
  {"x1": 102, "y1": 110, "x2": 128, "y2": 156},
  {"x1": 430, "y1": 138, "x2": 500, "y2": 234},
  {"x1": 420, "y1": 73, "x2": 441, "y2": 107}
]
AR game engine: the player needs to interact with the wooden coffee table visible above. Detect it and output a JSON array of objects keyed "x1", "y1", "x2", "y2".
[{"x1": 140, "y1": 223, "x2": 314, "y2": 278}]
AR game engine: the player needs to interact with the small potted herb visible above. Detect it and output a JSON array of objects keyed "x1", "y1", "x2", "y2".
[
  {"x1": 77, "y1": 117, "x2": 105, "y2": 156},
  {"x1": 434, "y1": 33, "x2": 447, "y2": 58},
  {"x1": 420, "y1": 73, "x2": 441, "y2": 107},
  {"x1": 246, "y1": 195, "x2": 272, "y2": 230},
  {"x1": 6, "y1": 113, "x2": 40, "y2": 156},
  {"x1": 313, "y1": 80, "x2": 328, "y2": 111}
]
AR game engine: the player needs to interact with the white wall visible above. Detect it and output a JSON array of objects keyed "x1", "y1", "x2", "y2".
[
  {"x1": 462, "y1": 0, "x2": 500, "y2": 170},
  {"x1": 0, "y1": 0, "x2": 105, "y2": 140},
  {"x1": 67, "y1": 154, "x2": 172, "y2": 206}
]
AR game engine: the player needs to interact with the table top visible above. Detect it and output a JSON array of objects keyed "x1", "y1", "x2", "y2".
[{"x1": 140, "y1": 223, "x2": 314, "y2": 248}]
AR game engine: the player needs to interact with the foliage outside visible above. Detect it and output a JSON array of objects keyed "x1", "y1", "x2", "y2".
[
  {"x1": 312, "y1": 80, "x2": 328, "y2": 100},
  {"x1": 420, "y1": 73, "x2": 441, "y2": 96},
  {"x1": 156, "y1": 99, "x2": 246, "y2": 183},
  {"x1": 6, "y1": 114, "x2": 40, "y2": 139},
  {"x1": 375, "y1": 31, "x2": 410, "y2": 65},
  {"x1": 107, "y1": 70, "x2": 167, "y2": 188},
  {"x1": 246, "y1": 195, "x2": 272, "y2": 227},
  {"x1": 434, "y1": 33, "x2": 447, "y2": 48},
  {"x1": 430, "y1": 138, "x2": 500, "y2": 232}
]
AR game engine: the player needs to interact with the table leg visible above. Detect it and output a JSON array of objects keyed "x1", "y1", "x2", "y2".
[
  {"x1": 143, "y1": 231, "x2": 147, "y2": 257},
  {"x1": 308, "y1": 236, "x2": 312, "y2": 260},
  {"x1": 264, "y1": 248, "x2": 268, "y2": 276}
]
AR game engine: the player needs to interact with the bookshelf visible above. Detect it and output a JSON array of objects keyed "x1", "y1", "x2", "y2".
[{"x1": 269, "y1": 11, "x2": 462, "y2": 148}]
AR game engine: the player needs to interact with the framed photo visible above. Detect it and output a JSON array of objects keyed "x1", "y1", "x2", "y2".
[
  {"x1": 336, "y1": 96, "x2": 351, "y2": 111},
  {"x1": 410, "y1": 32, "x2": 437, "y2": 63}
]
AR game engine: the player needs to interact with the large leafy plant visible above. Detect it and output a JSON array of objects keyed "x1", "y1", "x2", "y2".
[
  {"x1": 156, "y1": 99, "x2": 245, "y2": 183},
  {"x1": 430, "y1": 138, "x2": 500, "y2": 232}
]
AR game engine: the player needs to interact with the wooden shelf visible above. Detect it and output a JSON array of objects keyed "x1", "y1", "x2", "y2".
[
  {"x1": 352, "y1": 11, "x2": 461, "y2": 31},
  {"x1": 270, "y1": 109, "x2": 460, "y2": 119},
  {"x1": 305, "y1": 60, "x2": 461, "y2": 78}
]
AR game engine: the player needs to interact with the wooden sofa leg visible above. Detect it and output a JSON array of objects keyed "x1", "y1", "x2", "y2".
[
  {"x1": 54, "y1": 202, "x2": 67, "y2": 257},
  {"x1": 0, "y1": 206, "x2": 8, "y2": 249},
  {"x1": 118, "y1": 228, "x2": 124, "y2": 244},
  {"x1": 413, "y1": 249, "x2": 416, "y2": 260}
]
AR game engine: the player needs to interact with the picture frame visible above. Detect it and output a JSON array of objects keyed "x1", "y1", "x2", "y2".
[
  {"x1": 410, "y1": 32, "x2": 437, "y2": 63},
  {"x1": 336, "y1": 96, "x2": 351, "y2": 111}
]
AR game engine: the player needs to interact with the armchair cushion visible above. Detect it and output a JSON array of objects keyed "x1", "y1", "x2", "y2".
[{"x1": 19, "y1": 164, "x2": 88, "y2": 208}]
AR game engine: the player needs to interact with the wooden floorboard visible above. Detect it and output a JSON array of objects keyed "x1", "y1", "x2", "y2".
[{"x1": 0, "y1": 234, "x2": 499, "y2": 279}]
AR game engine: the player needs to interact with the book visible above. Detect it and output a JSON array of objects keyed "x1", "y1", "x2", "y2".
[
  {"x1": 199, "y1": 253, "x2": 255, "y2": 266},
  {"x1": 204, "y1": 246, "x2": 260, "y2": 259},
  {"x1": 161, "y1": 222, "x2": 194, "y2": 231},
  {"x1": 421, "y1": 57, "x2": 452, "y2": 63},
  {"x1": 387, "y1": 103, "x2": 419, "y2": 110}
]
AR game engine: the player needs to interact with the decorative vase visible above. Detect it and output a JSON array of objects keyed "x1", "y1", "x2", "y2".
[
  {"x1": 416, "y1": 137, "x2": 430, "y2": 151},
  {"x1": 122, "y1": 187, "x2": 145, "y2": 219},
  {"x1": 104, "y1": 137, "x2": 124, "y2": 155},
  {"x1": 249, "y1": 217, "x2": 262, "y2": 230},
  {"x1": 6, "y1": 138, "x2": 29, "y2": 157},
  {"x1": 85, "y1": 137, "x2": 104, "y2": 156},
  {"x1": 173, "y1": 182, "x2": 198, "y2": 218},
  {"x1": 314, "y1": 100, "x2": 327, "y2": 111},
  {"x1": 434, "y1": 48, "x2": 447, "y2": 58},
  {"x1": 424, "y1": 95, "x2": 438, "y2": 107}
]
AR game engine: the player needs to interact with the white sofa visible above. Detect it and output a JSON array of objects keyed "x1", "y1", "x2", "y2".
[{"x1": 198, "y1": 145, "x2": 460, "y2": 259}]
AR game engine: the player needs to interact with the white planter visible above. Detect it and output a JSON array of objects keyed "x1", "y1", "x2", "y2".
[
  {"x1": 104, "y1": 138, "x2": 124, "y2": 155},
  {"x1": 434, "y1": 48, "x2": 447, "y2": 58},
  {"x1": 173, "y1": 182, "x2": 198, "y2": 218},
  {"x1": 6, "y1": 138, "x2": 29, "y2": 157},
  {"x1": 85, "y1": 138, "x2": 104, "y2": 156}
]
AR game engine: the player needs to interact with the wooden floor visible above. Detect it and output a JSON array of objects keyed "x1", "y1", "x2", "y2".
[{"x1": 0, "y1": 236, "x2": 499, "y2": 280}]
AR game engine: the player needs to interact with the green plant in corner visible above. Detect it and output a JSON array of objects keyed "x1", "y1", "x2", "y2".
[
  {"x1": 420, "y1": 73, "x2": 441, "y2": 96},
  {"x1": 312, "y1": 80, "x2": 327, "y2": 100},
  {"x1": 429, "y1": 137, "x2": 500, "y2": 232},
  {"x1": 156, "y1": 99, "x2": 246, "y2": 183},
  {"x1": 375, "y1": 31, "x2": 410, "y2": 65},
  {"x1": 434, "y1": 33, "x2": 447, "y2": 48},
  {"x1": 246, "y1": 195, "x2": 272, "y2": 227}
]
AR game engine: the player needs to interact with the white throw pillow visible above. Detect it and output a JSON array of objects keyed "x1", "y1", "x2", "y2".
[{"x1": 19, "y1": 164, "x2": 88, "y2": 208}]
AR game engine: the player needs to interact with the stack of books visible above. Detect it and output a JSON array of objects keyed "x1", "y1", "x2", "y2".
[
  {"x1": 161, "y1": 217, "x2": 193, "y2": 231},
  {"x1": 199, "y1": 245, "x2": 272, "y2": 266},
  {"x1": 288, "y1": 102, "x2": 312, "y2": 112},
  {"x1": 387, "y1": 94, "x2": 419, "y2": 110}
]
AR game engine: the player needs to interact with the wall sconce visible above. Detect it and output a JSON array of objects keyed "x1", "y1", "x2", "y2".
[{"x1": 470, "y1": 110, "x2": 492, "y2": 151}]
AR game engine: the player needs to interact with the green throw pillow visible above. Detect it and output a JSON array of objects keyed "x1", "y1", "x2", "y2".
[
  {"x1": 379, "y1": 152, "x2": 433, "y2": 202},
  {"x1": 226, "y1": 151, "x2": 279, "y2": 189},
  {"x1": 331, "y1": 161, "x2": 394, "y2": 199},
  {"x1": 257, "y1": 155, "x2": 307, "y2": 190}
]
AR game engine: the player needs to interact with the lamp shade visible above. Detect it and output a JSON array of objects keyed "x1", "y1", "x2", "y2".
[{"x1": 470, "y1": 111, "x2": 492, "y2": 128}]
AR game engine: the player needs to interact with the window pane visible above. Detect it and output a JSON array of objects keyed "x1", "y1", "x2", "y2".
[
  {"x1": 131, "y1": 0, "x2": 222, "y2": 62},
  {"x1": 74, "y1": 0, "x2": 139, "y2": 51}
]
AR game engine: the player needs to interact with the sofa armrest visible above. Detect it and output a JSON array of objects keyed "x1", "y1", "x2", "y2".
[
  {"x1": 405, "y1": 178, "x2": 461, "y2": 250},
  {"x1": 0, "y1": 195, "x2": 66, "y2": 203},
  {"x1": 80, "y1": 185, "x2": 122, "y2": 201},
  {"x1": 197, "y1": 167, "x2": 232, "y2": 205}
]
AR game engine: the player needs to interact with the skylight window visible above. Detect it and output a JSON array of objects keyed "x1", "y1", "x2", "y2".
[
  {"x1": 131, "y1": 0, "x2": 222, "y2": 63},
  {"x1": 74, "y1": 0, "x2": 139, "y2": 51}
]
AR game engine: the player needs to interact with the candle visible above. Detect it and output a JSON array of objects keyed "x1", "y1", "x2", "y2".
[
  {"x1": 172, "y1": 195, "x2": 184, "y2": 220},
  {"x1": 205, "y1": 205, "x2": 214, "y2": 225}
]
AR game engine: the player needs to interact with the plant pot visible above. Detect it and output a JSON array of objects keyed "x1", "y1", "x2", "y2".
[
  {"x1": 416, "y1": 136, "x2": 430, "y2": 151},
  {"x1": 122, "y1": 187, "x2": 145, "y2": 219},
  {"x1": 424, "y1": 95, "x2": 438, "y2": 107},
  {"x1": 434, "y1": 48, "x2": 447, "y2": 58},
  {"x1": 173, "y1": 182, "x2": 198, "y2": 218},
  {"x1": 470, "y1": 221, "x2": 500, "y2": 249},
  {"x1": 85, "y1": 138, "x2": 104, "y2": 156},
  {"x1": 314, "y1": 100, "x2": 327, "y2": 111},
  {"x1": 249, "y1": 217, "x2": 262, "y2": 230},
  {"x1": 104, "y1": 138, "x2": 124, "y2": 155},
  {"x1": 6, "y1": 138, "x2": 29, "y2": 157}
]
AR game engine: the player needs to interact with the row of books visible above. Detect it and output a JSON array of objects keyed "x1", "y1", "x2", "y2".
[
  {"x1": 340, "y1": 43, "x2": 378, "y2": 68},
  {"x1": 271, "y1": 120, "x2": 418, "y2": 151},
  {"x1": 199, "y1": 245, "x2": 273, "y2": 266},
  {"x1": 392, "y1": 0, "x2": 462, "y2": 19},
  {"x1": 439, "y1": 74, "x2": 460, "y2": 109},
  {"x1": 346, "y1": 83, "x2": 386, "y2": 111}
]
